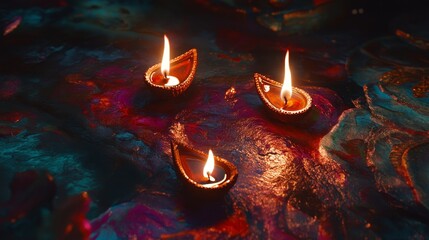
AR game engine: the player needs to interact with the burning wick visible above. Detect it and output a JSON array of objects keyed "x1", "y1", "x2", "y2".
[
  {"x1": 161, "y1": 35, "x2": 180, "y2": 87},
  {"x1": 203, "y1": 149, "x2": 216, "y2": 182},
  {"x1": 282, "y1": 96, "x2": 288, "y2": 106},
  {"x1": 280, "y1": 50, "x2": 292, "y2": 106},
  {"x1": 206, "y1": 172, "x2": 212, "y2": 183}
]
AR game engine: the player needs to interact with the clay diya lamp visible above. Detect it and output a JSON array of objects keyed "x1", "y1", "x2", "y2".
[
  {"x1": 171, "y1": 141, "x2": 238, "y2": 198},
  {"x1": 145, "y1": 35, "x2": 197, "y2": 97},
  {"x1": 254, "y1": 50, "x2": 312, "y2": 122}
]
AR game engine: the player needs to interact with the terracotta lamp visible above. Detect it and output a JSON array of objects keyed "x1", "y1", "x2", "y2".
[
  {"x1": 145, "y1": 35, "x2": 197, "y2": 97},
  {"x1": 255, "y1": 50, "x2": 312, "y2": 121},
  {"x1": 171, "y1": 141, "x2": 238, "y2": 198}
]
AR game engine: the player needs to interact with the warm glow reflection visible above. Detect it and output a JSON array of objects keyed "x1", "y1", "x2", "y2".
[
  {"x1": 161, "y1": 35, "x2": 170, "y2": 78},
  {"x1": 280, "y1": 50, "x2": 292, "y2": 104},
  {"x1": 203, "y1": 149, "x2": 215, "y2": 182}
]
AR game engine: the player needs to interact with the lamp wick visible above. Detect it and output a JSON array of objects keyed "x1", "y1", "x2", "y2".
[
  {"x1": 162, "y1": 71, "x2": 168, "y2": 80},
  {"x1": 207, "y1": 171, "x2": 213, "y2": 182},
  {"x1": 283, "y1": 97, "x2": 289, "y2": 107}
]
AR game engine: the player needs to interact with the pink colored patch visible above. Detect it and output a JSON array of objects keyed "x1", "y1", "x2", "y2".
[
  {"x1": 3, "y1": 16, "x2": 21, "y2": 36},
  {"x1": 313, "y1": 0, "x2": 333, "y2": 6},
  {"x1": 0, "y1": 79, "x2": 20, "y2": 99},
  {"x1": 217, "y1": 53, "x2": 241, "y2": 62},
  {"x1": 133, "y1": 117, "x2": 169, "y2": 132},
  {"x1": 0, "y1": 112, "x2": 26, "y2": 123},
  {"x1": 0, "y1": 126, "x2": 22, "y2": 137},
  {"x1": 161, "y1": 210, "x2": 249, "y2": 239},
  {"x1": 95, "y1": 66, "x2": 132, "y2": 85},
  {"x1": 322, "y1": 64, "x2": 345, "y2": 79}
]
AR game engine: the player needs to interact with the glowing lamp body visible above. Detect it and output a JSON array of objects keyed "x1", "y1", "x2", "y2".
[
  {"x1": 254, "y1": 50, "x2": 312, "y2": 119},
  {"x1": 171, "y1": 141, "x2": 238, "y2": 198},
  {"x1": 144, "y1": 35, "x2": 197, "y2": 97}
]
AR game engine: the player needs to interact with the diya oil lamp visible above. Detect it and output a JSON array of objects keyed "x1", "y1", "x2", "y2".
[
  {"x1": 254, "y1": 50, "x2": 312, "y2": 121},
  {"x1": 145, "y1": 35, "x2": 197, "y2": 97},
  {"x1": 171, "y1": 141, "x2": 238, "y2": 198}
]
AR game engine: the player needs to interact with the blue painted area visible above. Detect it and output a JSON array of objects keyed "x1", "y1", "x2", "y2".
[
  {"x1": 1, "y1": 0, "x2": 428, "y2": 238},
  {"x1": 366, "y1": 84, "x2": 429, "y2": 132},
  {"x1": 0, "y1": 131, "x2": 97, "y2": 201},
  {"x1": 93, "y1": 227, "x2": 119, "y2": 240},
  {"x1": 60, "y1": 47, "x2": 128, "y2": 66},
  {"x1": 115, "y1": 132, "x2": 134, "y2": 141}
]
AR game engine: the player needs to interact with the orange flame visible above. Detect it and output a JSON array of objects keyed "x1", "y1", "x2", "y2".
[
  {"x1": 203, "y1": 149, "x2": 215, "y2": 182},
  {"x1": 161, "y1": 35, "x2": 170, "y2": 79},
  {"x1": 280, "y1": 50, "x2": 292, "y2": 104}
]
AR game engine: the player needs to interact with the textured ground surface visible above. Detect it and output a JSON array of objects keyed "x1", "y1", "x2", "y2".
[{"x1": 0, "y1": 0, "x2": 428, "y2": 239}]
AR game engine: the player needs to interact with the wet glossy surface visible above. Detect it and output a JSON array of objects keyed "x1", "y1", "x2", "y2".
[{"x1": 0, "y1": 0, "x2": 428, "y2": 239}]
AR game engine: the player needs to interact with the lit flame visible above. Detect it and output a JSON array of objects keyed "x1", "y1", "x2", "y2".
[
  {"x1": 280, "y1": 50, "x2": 292, "y2": 104},
  {"x1": 161, "y1": 34, "x2": 170, "y2": 79},
  {"x1": 203, "y1": 149, "x2": 215, "y2": 182}
]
